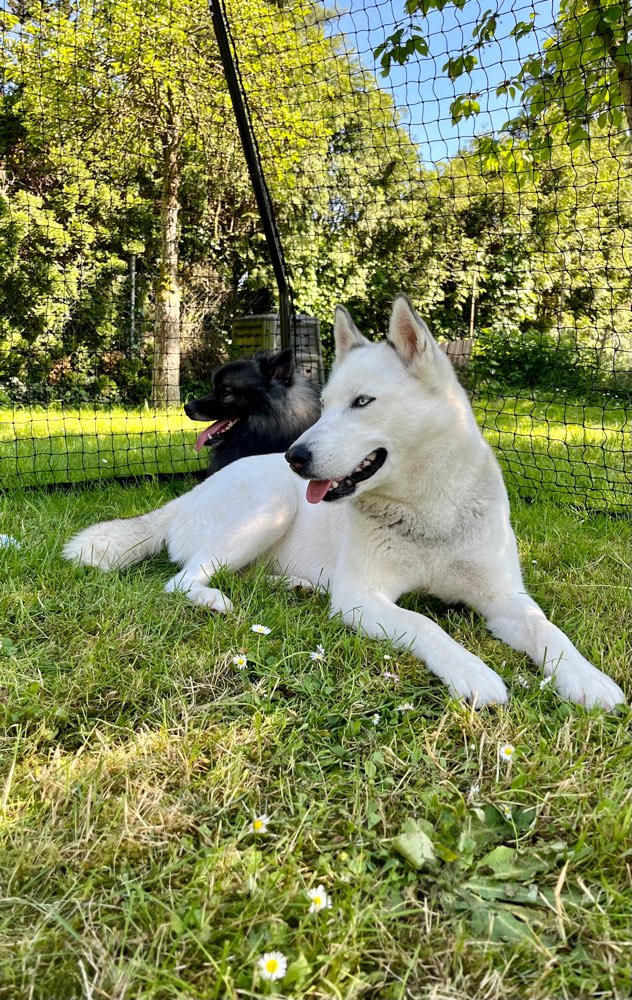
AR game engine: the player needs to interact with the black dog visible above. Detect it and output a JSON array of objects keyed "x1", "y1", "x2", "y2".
[{"x1": 184, "y1": 349, "x2": 321, "y2": 475}]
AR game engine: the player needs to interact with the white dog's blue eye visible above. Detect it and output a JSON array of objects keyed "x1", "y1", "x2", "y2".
[{"x1": 352, "y1": 395, "x2": 375, "y2": 408}]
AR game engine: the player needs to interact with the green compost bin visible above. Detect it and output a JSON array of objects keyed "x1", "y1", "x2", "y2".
[{"x1": 231, "y1": 313, "x2": 324, "y2": 385}]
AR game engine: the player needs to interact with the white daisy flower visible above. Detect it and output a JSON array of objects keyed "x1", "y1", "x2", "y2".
[
  {"x1": 467, "y1": 781, "x2": 481, "y2": 803},
  {"x1": 372, "y1": 712, "x2": 381, "y2": 726},
  {"x1": 249, "y1": 814, "x2": 269, "y2": 834},
  {"x1": 251, "y1": 624, "x2": 271, "y2": 635},
  {"x1": 309, "y1": 644, "x2": 326, "y2": 661},
  {"x1": 383, "y1": 654, "x2": 392, "y2": 661},
  {"x1": 397, "y1": 702, "x2": 415, "y2": 713},
  {"x1": 500, "y1": 804, "x2": 512, "y2": 820},
  {"x1": 307, "y1": 884, "x2": 332, "y2": 913},
  {"x1": 515, "y1": 674, "x2": 530, "y2": 689},
  {"x1": 382, "y1": 670, "x2": 400, "y2": 682},
  {"x1": 257, "y1": 951, "x2": 287, "y2": 981},
  {"x1": 0, "y1": 534, "x2": 21, "y2": 549},
  {"x1": 499, "y1": 743, "x2": 515, "y2": 761},
  {"x1": 232, "y1": 653, "x2": 248, "y2": 670},
  {"x1": 539, "y1": 676, "x2": 553, "y2": 689}
]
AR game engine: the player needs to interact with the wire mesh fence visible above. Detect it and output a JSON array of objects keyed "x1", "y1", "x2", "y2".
[{"x1": 0, "y1": 0, "x2": 630, "y2": 507}]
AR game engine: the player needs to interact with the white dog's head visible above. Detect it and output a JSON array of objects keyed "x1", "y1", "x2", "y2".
[{"x1": 285, "y1": 295, "x2": 470, "y2": 504}]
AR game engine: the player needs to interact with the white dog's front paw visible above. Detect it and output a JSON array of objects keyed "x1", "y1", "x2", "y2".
[
  {"x1": 550, "y1": 661, "x2": 625, "y2": 711},
  {"x1": 443, "y1": 654, "x2": 509, "y2": 707},
  {"x1": 268, "y1": 573, "x2": 323, "y2": 593},
  {"x1": 189, "y1": 587, "x2": 233, "y2": 613},
  {"x1": 165, "y1": 576, "x2": 233, "y2": 613}
]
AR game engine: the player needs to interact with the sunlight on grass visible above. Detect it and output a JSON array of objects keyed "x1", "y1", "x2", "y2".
[
  {"x1": 0, "y1": 482, "x2": 630, "y2": 999},
  {"x1": 0, "y1": 405, "x2": 207, "y2": 486},
  {"x1": 472, "y1": 393, "x2": 630, "y2": 508},
  {"x1": 1, "y1": 393, "x2": 630, "y2": 508}
]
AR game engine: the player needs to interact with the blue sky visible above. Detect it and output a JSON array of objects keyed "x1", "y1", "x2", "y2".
[{"x1": 332, "y1": 0, "x2": 557, "y2": 164}]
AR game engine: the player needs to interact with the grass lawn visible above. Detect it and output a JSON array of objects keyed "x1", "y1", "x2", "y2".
[
  {"x1": 0, "y1": 478, "x2": 630, "y2": 999},
  {"x1": 0, "y1": 406, "x2": 207, "y2": 488},
  {"x1": 2, "y1": 392, "x2": 630, "y2": 509},
  {"x1": 473, "y1": 393, "x2": 631, "y2": 510}
]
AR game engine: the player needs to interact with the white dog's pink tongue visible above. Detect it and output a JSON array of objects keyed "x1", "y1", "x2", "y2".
[
  {"x1": 306, "y1": 479, "x2": 332, "y2": 504},
  {"x1": 193, "y1": 420, "x2": 230, "y2": 452}
]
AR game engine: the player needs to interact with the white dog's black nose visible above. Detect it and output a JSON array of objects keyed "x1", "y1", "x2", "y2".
[{"x1": 285, "y1": 443, "x2": 311, "y2": 473}]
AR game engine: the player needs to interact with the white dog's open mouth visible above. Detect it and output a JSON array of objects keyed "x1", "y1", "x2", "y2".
[
  {"x1": 306, "y1": 448, "x2": 387, "y2": 504},
  {"x1": 193, "y1": 418, "x2": 240, "y2": 452}
]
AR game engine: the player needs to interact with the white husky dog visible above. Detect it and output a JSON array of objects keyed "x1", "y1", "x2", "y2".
[{"x1": 64, "y1": 296, "x2": 625, "y2": 709}]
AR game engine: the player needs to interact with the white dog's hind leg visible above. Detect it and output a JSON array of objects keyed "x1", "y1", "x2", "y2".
[
  {"x1": 331, "y1": 588, "x2": 508, "y2": 706},
  {"x1": 63, "y1": 494, "x2": 186, "y2": 571},
  {"x1": 479, "y1": 592, "x2": 625, "y2": 710}
]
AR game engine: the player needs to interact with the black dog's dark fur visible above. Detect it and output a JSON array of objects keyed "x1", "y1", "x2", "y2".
[{"x1": 184, "y1": 348, "x2": 321, "y2": 476}]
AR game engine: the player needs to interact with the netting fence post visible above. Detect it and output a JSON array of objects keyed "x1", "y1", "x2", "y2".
[{"x1": 208, "y1": 0, "x2": 292, "y2": 350}]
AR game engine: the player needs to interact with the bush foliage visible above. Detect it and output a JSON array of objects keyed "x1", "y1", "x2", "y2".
[{"x1": 0, "y1": 0, "x2": 631, "y2": 402}]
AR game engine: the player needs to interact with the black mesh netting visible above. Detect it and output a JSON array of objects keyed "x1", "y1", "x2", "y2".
[{"x1": 1, "y1": 0, "x2": 630, "y2": 507}]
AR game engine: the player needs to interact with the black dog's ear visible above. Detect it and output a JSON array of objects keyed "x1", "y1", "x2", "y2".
[{"x1": 259, "y1": 348, "x2": 294, "y2": 385}]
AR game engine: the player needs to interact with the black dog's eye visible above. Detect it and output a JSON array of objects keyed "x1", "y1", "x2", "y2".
[{"x1": 351, "y1": 395, "x2": 375, "y2": 408}]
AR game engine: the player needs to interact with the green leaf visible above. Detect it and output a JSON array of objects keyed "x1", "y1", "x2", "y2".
[
  {"x1": 366, "y1": 801, "x2": 381, "y2": 830},
  {"x1": 412, "y1": 34, "x2": 429, "y2": 56},
  {"x1": 510, "y1": 19, "x2": 536, "y2": 41},
  {"x1": 284, "y1": 954, "x2": 312, "y2": 987},
  {"x1": 469, "y1": 902, "x2": 538, "y2": 943},
  {"x1": 477, "y1": 843, "x2": 564, "y2": 881},
  {"x1": 568, "y1": 123, "x2": 590, "y2": 148},
  {"x1": 443, "y1": 55, "x2": 464, "y2": 80},
  {"x1": 477, "y1": 845, "x2": 524, "y2": 879},
  {"x1": 435, "y1": 843, "x2": 459, "y2": 863},
  {"x1": 450, "y1": 95, "x2": 481, "y2": 123},
  {"x1": 603, "y1": 3, "x2": 624, "y2": 24},
  {"x1": 461, "y1": 877, "x2": 544, "y2": 906},
  {"x1": 364, "y1": 758, "x2": 377, "y2": 779},
  {"x1": 392, "y1": 819, "x2": 437, "y2": 869},
  {"x1": 475, "y1": 14, "x2": 497, "y2": 44}
]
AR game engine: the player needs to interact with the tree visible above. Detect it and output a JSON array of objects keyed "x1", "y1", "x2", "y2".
[
  {"x1": 1, "y1": 0, "x2": 224, "y2": 404},
  {"x1": 375, "y1": 0, "x2": 632, "y2": 150},
  {"x1": 230, "y1": 7, "x2": 432, "y2": 344},
  {"x1": 1, "y1": 0, "x2": 433, "y2": 397},
  {"x1": 1, "y1": 0, "x2": 344, "y2": 402}
]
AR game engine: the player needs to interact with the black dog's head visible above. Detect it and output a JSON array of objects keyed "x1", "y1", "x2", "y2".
[{"x1": 185, "y1": 348, "x2": 295, "y2": 452}]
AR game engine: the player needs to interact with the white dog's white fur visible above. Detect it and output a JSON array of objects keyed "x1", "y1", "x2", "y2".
[{"x1": 63, "y1": 296, "x2": 625, "y2": 709}]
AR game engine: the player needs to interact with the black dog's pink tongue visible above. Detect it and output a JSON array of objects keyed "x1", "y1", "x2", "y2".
[
  {"x1": 193, "y1": 420, "x2": 231, "y2": 452},
  {"x1": 306, "y1": 479, "x2": 332, "y2": 504}
]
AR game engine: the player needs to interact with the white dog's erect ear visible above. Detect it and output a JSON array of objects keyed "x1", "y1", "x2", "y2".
[
  {"x1": 387, "y1": 294, "x2": 440, "y2": 373},
  {"x1": 333, "y1": 306, "x2": 369, "y2": 363}
]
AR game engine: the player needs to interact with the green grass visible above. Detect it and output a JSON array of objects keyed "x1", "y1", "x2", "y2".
[
  {"x1": 2, "y1": 394, "x2": 630, "y2": 508},
  {"x1": 0, "y1": 479, "x2": 630, "y2": 999},
  {"x1": 0, "y1": 405, "x2": 207, "y2": 488},
  {"x1": 472, "y1": 393, "x2": 631, "y2": 510}
]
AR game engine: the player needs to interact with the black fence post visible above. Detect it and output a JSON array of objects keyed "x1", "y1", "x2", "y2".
[{"x1": 209, "y1": 0, "x2": 292, "y2": 350}]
